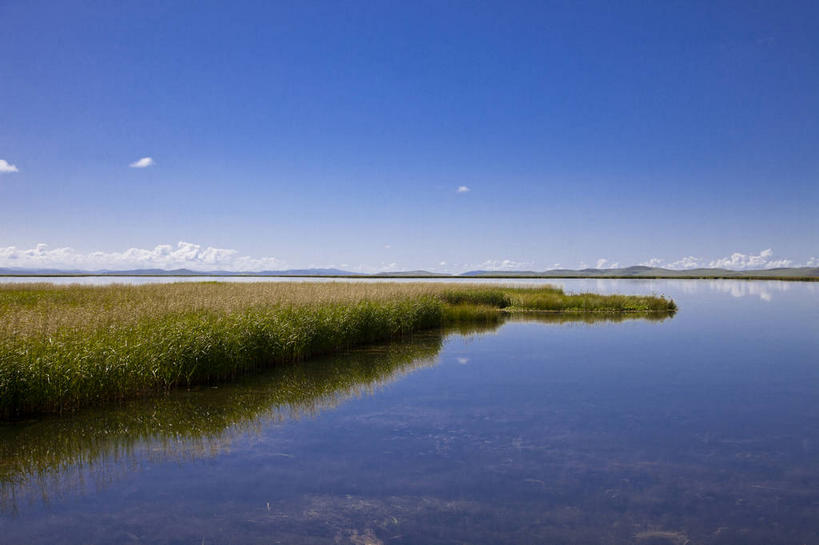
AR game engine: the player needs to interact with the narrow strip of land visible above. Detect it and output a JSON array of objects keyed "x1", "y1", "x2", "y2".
[
  {"x1": 0, "y1": 282, "x2": 675, "y2": 417},
  {"x1": 0, "y1": 273, "x2": 817, "y2": 281}
]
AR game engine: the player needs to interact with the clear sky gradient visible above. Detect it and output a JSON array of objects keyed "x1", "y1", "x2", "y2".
[{"x1": 1, "y1": 1, "x2": 817, "y2": 272}]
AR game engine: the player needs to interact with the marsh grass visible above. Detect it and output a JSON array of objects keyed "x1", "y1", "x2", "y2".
[
  {"x1": 0, "y1": 282, "x2": 675, "y2": 417},
  {"x1": 506, "y1": 289, "x2": 677, "y2": 313}
]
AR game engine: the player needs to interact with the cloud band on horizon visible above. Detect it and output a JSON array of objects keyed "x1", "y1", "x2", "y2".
[{"x1": 0, "y1": 243, "x2": 815, "y2": 274}]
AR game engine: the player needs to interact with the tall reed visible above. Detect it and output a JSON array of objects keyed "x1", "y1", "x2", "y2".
[{"x1": 0, "y1": 282, "x2": 676, "y2": 417}]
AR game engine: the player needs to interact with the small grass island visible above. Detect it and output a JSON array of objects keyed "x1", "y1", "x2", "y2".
[{"x1": 0, "y1": 282, "x2": 675, "y2": 418}]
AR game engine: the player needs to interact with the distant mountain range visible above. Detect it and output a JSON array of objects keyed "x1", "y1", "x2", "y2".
[
  {"x1": 1, "y1": 265, "x2": 817, "y2": 279},
  {"x1": 459, "y1": 265, "x2": 819, "y2": 278},
  {"x1": 0, "y1": 267, "x2": 364, "y2": 276}
]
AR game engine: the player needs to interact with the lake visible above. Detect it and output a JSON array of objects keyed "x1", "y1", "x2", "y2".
[{"x1": 1, "y1": 279, "x2": 818, "y2": 544}]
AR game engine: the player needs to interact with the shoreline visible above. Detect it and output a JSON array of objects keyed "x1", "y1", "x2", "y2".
[{"x1": 0, "y1": 274, "x2": 816, "y2": 282}]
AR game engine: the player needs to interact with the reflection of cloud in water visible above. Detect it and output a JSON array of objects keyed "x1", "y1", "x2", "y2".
[
  {"x1": 699, "y1": 280, "x2": 793, "y2": 301},
  {"x1": 552, "y1": 278, "x2": 813, "y2": 302},
  {"x1": 661, "y1": 279, "x2": 796, "y2": 301},
  {"x1": 677, "y1": 279, "x2": 816, "y2": 301}
]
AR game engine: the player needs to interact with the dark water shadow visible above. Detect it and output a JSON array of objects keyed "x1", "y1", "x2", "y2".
[{"x1": 503, "y1": 310, "x2": 674, "y2": 324}]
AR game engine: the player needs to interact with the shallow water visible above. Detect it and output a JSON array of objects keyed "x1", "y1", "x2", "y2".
[{"x1": 1, "y1": 280, "x2": 818, "y2": 544}]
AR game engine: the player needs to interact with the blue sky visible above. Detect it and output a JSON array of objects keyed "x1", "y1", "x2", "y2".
[{"x1": 1, "y1": 0, "x2": 817, "y2": 272}]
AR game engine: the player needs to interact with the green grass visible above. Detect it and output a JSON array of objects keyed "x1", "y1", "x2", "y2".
[
  {"x1": 506, "y1": 288, "x2": 677, "y2": 313},
  {"x1": 0, "y1": 282, "x2": 676, "y2": 418}
]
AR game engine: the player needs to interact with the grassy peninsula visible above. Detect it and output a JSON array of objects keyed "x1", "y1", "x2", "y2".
[{"x1": 0, "y1": 282, "x2": 675, "y2": 418}]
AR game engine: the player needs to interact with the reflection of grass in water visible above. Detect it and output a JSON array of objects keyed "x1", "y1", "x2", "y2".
[
  {"x1": 0, "y1": 311, "x2": 674, "y2": 513},
  {"x1": 0, "y1": 333, "x2": 445, "y2": 513},
  {"x1": 0, "y1": 312, "x2": 672, "y2": 510},
  {"x1": 504, "y1": 310, "x2": 674, "y2": 324}
]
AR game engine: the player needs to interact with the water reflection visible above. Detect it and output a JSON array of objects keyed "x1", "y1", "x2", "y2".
[
  {"x1": 549, "y1": 278, "x2": 816, "y2": 301},
  {"x1": 0, "y1": 313, "x2": 670, "y2": 514},
  {"x1": 649, "y1": 279, "x2": 796, "y2": 301},
  {"x1": 0, "y1": 331, "x2": 445, "y2": 514}
]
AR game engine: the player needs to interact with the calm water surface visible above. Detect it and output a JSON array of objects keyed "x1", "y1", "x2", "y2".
[{"x1": 1, "y1": 280, "x2": 818, "y2": 544}]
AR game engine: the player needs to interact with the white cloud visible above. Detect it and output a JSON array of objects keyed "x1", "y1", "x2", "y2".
[
  {"x1": 639, "y1": 256, "x2": 704, "y2": 270},
  {"x1": 808, "y1": 257, "x2": 819, "y2": 267},
  {"x1": 595, "y1": 258, "x2": 619, "y2": 269},
  {"x1": 640, "y1": 249, "x2": 799, "y2": 271},
  {"x1": 0, "y1": 241, "x2": 285, "y2": 272},
  {"x1": 640, "y1": 258, "x2": 664, "y2": 267},
  {"x1": 708, "y1": 248, "x2": 793, "y2": 270},
  {"x1": 129, "y1": 157, "x2": 155, "y2": 168},
  {"x1": 456, "y1": 185, "x2": 470, "y2": 193},
  {"x1": 668, "y1": 256, "x2": 703, "y2": 270},
  {"x1": 476, "y1": 259, "x2": 531, "y2": 271},
  {"x1": 0, "y1": 159, "x2": 19, "y2": 173}
]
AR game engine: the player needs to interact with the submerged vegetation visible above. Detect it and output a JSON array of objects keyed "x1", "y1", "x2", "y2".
[{"x1": 0, "y1": 282, "x2": 675, "y2": 417}]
